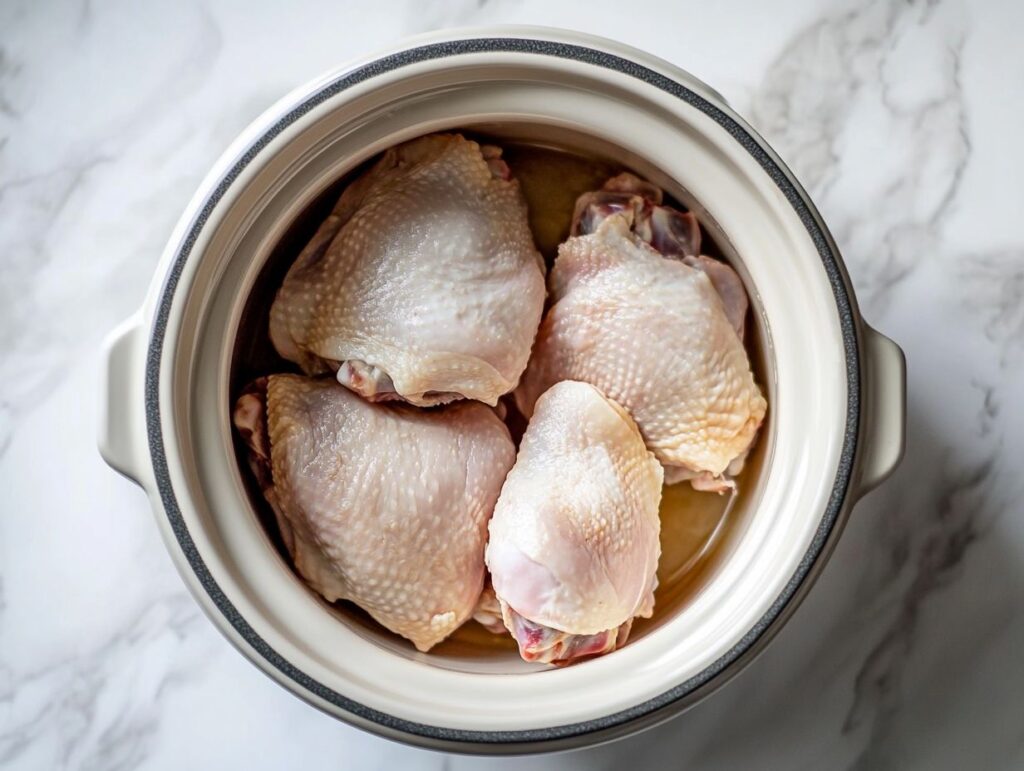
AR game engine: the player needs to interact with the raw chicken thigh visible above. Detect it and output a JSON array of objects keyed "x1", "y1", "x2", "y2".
[
  {"x1": 233, "y1": 374, "x2": 515, "y2": 652},
  {"x1": 486, "y1": 380, "x2": 664, "y2": 665},
  {"x1": 269, "y1": 133, "x2": 546, "y2": 407},
  {"x1": 517, "y1": 175, "x2": 767, "y2": 490}
]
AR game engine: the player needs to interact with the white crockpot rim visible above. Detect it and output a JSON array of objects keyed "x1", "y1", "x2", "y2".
[{"x1": 144, "y1": 35, "x2": 860, "y2": 749}]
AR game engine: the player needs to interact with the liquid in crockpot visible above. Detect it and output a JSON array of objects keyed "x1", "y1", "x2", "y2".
[{"x1": 230, "y1": 138, "x2": 766, "y2": 662}]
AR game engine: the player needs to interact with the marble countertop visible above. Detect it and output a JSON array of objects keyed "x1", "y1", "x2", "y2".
[{"x1": 2, "y1": 0, "x2": 1022, "y2": 768}]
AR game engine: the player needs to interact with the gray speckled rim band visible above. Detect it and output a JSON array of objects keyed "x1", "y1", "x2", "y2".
[{"x1": 144, "y1": 38, "x2": 859, "y2": 747}]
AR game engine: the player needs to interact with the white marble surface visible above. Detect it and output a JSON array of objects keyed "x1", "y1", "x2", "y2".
[{"x1": 1, "y1": 0, "x2": 1022, "y2": 768}]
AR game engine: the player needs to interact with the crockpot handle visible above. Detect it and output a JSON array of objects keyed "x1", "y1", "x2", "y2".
[
  {"x1": 855, "y1": 325, "x2": 906, "y2": 497},
  {"x1": 98, "y1": 312, "x2": 153, "y2": 489}
]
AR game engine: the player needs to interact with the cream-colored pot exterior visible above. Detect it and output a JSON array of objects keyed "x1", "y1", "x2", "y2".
[{"x1": 98, "y1": 28, "x2": 905, "y2": 754}]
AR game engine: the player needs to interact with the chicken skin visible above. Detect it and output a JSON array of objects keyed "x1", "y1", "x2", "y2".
[
  {"x1": 269, "y1": 133, "x2": 546, "y2": 407},
  {"x1": 517, "y1": 175, "x2": 766, "y2": 490},
  {"x1": 233, "y1": 374, "x2": 515, "y2": 652},
  {"x1": 486, "y1": 381, "x2": 663, "y2": 665}
]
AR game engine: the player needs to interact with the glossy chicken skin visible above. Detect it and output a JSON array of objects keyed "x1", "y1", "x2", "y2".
[
  {"x1": 518, "y1": 175, "x2": 766, "y2": 490},
  {"x1": 486, "y1": 380, "x2": 663, "y2": 665},
  {"x1": 233, "y1": 374, "x2": 515, "y2": 652},
  {"x1": 269, "y1": 133, "x2": 546, "y2": 407}
]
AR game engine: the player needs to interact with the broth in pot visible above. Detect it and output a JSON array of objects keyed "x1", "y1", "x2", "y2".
[{"x1": 230, "y1": 135, "x2": 768, "y2": 669}]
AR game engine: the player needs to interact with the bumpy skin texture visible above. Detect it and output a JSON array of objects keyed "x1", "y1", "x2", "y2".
[
  {"x1": 269, "y1": 133, "x2": 546, "y2": 407},
  {"x1": 571, "y1": 172, "x2": 749, "y2": 337},
  {"x1": 487, "y1": 381, "x2": 664, "y2": 664},
  {"x1": 233, "y1": 374, "x2": 515, "y2": 652},
  {"x1": 517, "y1": 199, "x2": 767, "y2": 487}
]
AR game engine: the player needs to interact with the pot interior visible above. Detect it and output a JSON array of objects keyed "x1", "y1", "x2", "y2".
[{"x1": 227, "y1": 122, "x2": 775, "y2": 674}]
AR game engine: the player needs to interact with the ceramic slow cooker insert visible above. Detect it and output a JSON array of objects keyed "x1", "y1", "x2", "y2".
[{"x1": 99, "y1": 28, "x2": 905, "y2": 753}]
